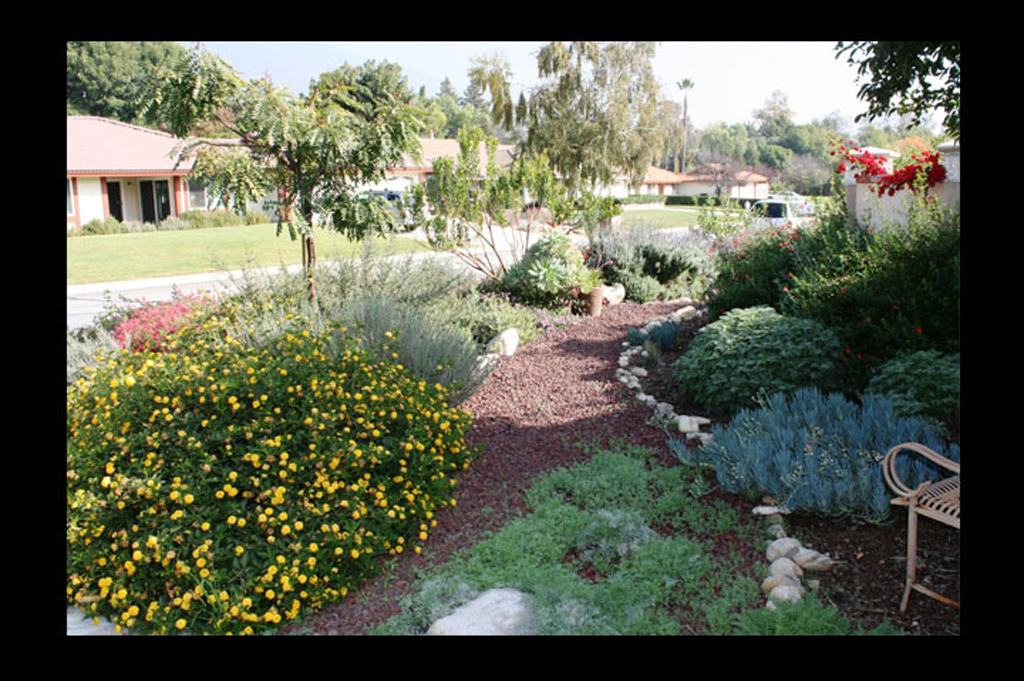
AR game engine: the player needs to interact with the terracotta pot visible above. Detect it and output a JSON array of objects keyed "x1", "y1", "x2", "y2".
[{"x1": 584, "y1": 286, "x2": 605, "y2": 317}]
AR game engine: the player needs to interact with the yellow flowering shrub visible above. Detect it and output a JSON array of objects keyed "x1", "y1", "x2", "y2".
[{"x1": 67, "y1": 316, "x2": 474, "y2": 635}]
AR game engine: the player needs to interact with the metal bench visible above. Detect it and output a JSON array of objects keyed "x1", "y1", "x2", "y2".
[{"x1": 882, "y1": 442, "x2": 960, "y2": 613}]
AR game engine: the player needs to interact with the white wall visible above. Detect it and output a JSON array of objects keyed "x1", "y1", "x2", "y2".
[
  {"x1": 844, "y1": 142, "x2": 960, "y2": 228},
  {"x1": 76, "y1": 177, "x2": 105, "y2": 224}
]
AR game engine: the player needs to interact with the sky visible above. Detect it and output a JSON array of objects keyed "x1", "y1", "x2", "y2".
[{"x1": 187, "y1": 41, "x2": 906, "y2": 135}]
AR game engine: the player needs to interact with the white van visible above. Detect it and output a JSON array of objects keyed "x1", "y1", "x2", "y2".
[{"x1": 749, "y1": 199, "x2": 815, "y2": 228}]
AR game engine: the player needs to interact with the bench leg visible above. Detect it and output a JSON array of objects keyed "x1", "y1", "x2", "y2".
[{"x1": 900, "y1": 504, "x2": 918, "y2": 614}]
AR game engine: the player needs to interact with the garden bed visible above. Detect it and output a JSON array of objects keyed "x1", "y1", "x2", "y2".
[{"x1": 279, "y1": 299, "x2": 959, "y2": 636}]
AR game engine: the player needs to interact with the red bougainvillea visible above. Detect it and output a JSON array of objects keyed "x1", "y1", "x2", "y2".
[{"x1": 831, "y1": 138, "x2": 946, "y2": 197}]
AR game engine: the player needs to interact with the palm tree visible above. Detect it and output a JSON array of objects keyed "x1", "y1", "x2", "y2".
[{"x1": 676, "y1": 78, "x2": 694, "y2": 172}]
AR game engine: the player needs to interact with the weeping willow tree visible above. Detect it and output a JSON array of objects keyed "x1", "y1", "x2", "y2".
[
  {"x1": 470, "y1": 41, "x2": 666, "y2": 192},
  {"x1": 140, "y1": 44, "x2": 423, "y2": 302}
]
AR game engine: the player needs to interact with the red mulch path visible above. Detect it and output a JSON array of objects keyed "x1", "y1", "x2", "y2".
[{"x1": 279, "y1": 299, "x2": 959, "y2": 636}]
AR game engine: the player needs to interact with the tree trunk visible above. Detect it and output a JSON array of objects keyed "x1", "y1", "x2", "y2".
[
  {"x1": 303, "y1": 235, "x2": 317, "y2": 303},
  {"x1": 300, "y1": 204, "x2": 317, "y2": 304}
]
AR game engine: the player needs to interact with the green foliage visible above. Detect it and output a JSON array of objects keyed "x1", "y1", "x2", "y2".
[
  {"x1": 67, "y1": 41, "x2": 189, "y2": 124},
  {"x1": 588, "y1": 226, "x2": 714, "y2": 302},
  {"x1": 706, "y1": 225, "x2": 801, "y2": 317},
  {"x1": 782, "y1": 204, "x2": 960, "y2": 388},
  {"x1": 731, "y1": 595, "x2": 900, "y2": 635},
  {"x1": 695, "y1": 387, "x2": 959, "y2": 522},
  {"x1": 496, "y1": 232, "x2": 588, "y2": 308},
  {"x1": 373, "y1": 444, "x2": 757, "y2": 636},
  {"x1": 66, "y1": 315, "x2": 475, "y2": 635},
  {"x1": 866, "y1": 350, "x2": 960, "y2": 428},
  {"x1": 836, "y1": 41, "x2": 960, "y2": 140},
  {"x1": 331, "y1": 296, "x2": 487, "y2": 404},
  {"x1": 432, "y1": 291, "x2": 543, "y2": 347},
  {"x1": 674, "y1": 306, "x2": 843, "y2": 415},
  {"x1": 473, "y1": 41, "x2": 666, "y2": 191},
  {"x1": 82, "y1": 216, "x2": 126, "y2": 236}
]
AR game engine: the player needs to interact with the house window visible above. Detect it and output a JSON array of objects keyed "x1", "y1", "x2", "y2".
[
  {"x1": 188, "y1": 178, "x2": 207, "y2": 210},
  {"x1": 67, "y1": 178, "x2": 74, "y2": 215}
]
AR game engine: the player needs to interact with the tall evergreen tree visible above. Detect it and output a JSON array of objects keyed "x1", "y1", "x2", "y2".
[{"x1": 67, "y1": 41, "x2": 188, "y2": 125}]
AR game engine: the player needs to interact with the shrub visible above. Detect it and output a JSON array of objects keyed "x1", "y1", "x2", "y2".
[
  {"x1": 705, "y1": 225, "x2": 802, "y2": 320},
  {"x1": 673, "y1": 306, "x2": 843, "y2": 415},
  {"x1": 332, "y1": 296, "x2": 487, "y2": 404},
  {"x1": 112, "y1": 295, "x2": 214, "y2": 353},
  {"x1": 66, "y1": 317, "x2": 475, "y2": 635},
  {"x1": 782, "y1": 204, "x2": 960, "y2": 388},
  {"x1": 693, "y1": 387, "x2": 959, "y2": 521},
  {"x1": 82, "y1": 216, "x2": 126, "y2": 235},
  {"x1": 617, "y1": 270, "x2": 664, "y2": 303},
  {"x1": 496, "y1": 232, "x2": 588, "y2": 308},
  {"x1": 865, "y1": 350, "x2": 960, "y2": 429},
  {"x1": 432, "y1": 290, "x2": 542, "y2": 348},
  {"x1": 587, "y1": 227, "x2": 714, "y2": 302}
]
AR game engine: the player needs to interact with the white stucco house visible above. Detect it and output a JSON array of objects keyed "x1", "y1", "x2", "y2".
[{"x1": 67, "y1": 116, "x2": 204, "y2": 230}]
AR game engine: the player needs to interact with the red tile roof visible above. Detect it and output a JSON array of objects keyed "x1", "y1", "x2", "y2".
[
  {"x1": 67, "y1": 116, "x2": 195, "y2": 175},
  {"x1": 643, "y1": 165, "x2": 685, "y2": 184}
]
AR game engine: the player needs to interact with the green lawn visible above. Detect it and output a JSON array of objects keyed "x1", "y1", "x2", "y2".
[
  {"x1": 66, "y1": 223, "x2": 430, "y2": 285},
  {"x1": 620, "y1": 207, "x2": 702, "y2": 231}
]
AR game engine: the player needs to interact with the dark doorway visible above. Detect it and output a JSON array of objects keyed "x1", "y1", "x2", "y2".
[{"x1": 107, "y1": 181, "x2": 123, "y2": 222}]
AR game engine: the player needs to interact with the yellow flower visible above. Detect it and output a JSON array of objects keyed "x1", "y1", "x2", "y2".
[{"x1": 175, "y1": 619, "x2": 186, "y2": 630}]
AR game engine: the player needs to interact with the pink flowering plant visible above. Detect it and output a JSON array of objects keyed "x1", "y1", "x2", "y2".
[{"x1": 113, "y1": 294, "x2": 215, "y2": 353}]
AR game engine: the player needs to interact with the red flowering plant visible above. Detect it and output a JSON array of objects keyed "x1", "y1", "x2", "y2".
[{"x1": 831, "y1": 138, "x2": 946, "y2": 198}]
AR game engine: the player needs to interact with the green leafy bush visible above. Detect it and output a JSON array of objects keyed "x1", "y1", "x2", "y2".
[
  {"x1": 782, "y1": 206, "x2": 960, "y2": 388},
  {"x1": 673, "y1": 306, "x2": 843, "y2": 415},
  {"x1": 693, "y1": 387, "x2": 959, "y2": 521},
  {"x1": 587, "y1": 227, "x2": 714, "y2": 302},
  {"x1": 67, "y1": 315, "x2": 475, "y2": 635},
  {"x1": 866, "y1": 350, "x2": 960, "y2": 428},
  {"x1": 82, "y1": 216, "x2": 126, "y2": 235},
  {"x1": 705, "y1": 225, "x2": 801, "y2": 319},
  {"x1": 496, "y1": 232, "x2": 588, "y2": 308}
]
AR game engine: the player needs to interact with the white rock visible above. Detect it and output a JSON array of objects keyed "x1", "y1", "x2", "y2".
[
  {"x1": 677, "y1": 305, "x2": 698, "y2": 321},
  {"x1": 767, "y1": 584, "x2": 804, "y2": 604},
  {"x1": 475, "y1": 353, "x2": 500, "y2": 375},
  {"x1": 656, "y1": 402, "x2": 676, "y2": 416},
  {"x1": 761, "y1": 572, "x2": 802, "y2": 594},
  {"x1": 769, "y1": 557, "x2": 804, "y2": 578},
  {"x1": 603, "y1": 283, "x2": 626, "y2": 305},
  {"x1": 425, "y1": 588, "x2": 535, "y2": 636},
  {"x1": 793, "y1": 547, "x2": 834, "y2": 571},
  {"x1": 687, "y1": 432, "x2": 714, "y2": 447},
  {"x1": 628, "y1": 366, "x2": 648, "y2": 377},
  {"x1": 752, "y1": 505, "x2": 791, "y2": 516},
  {"x1": 677, "y1": 415, "x2": 702, "y2": 433},
  {"x1": 766, "y1": 537, "x2": 802, "y2": 562},
  {"x1": 486, "y1": 328, "x2": 519, "y2": 356},
  {"x1": 767, "y1": 523, "x2": 787, "y2": 539}
]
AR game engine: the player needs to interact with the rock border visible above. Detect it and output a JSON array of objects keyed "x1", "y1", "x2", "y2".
[{"x1": 620, "y1": 302, "x2": 836, "y2": 610}]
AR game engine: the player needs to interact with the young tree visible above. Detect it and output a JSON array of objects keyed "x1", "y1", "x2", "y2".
[{"x1": 140, "y1": 45, "x2": 422, "y2": 302}]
